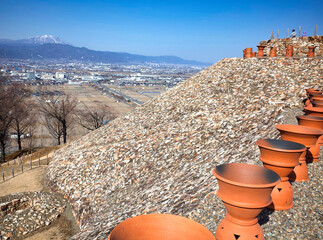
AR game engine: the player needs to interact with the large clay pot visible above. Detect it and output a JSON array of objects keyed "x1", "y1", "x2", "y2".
[
  {"x1": 252, "y1": 52, "x2": 256, "y2": 57},
  {"x1": 256, "y1": 139, "x2": 306, "y2": 210},
  {"x1": 269, "y1": 47, "x2": 277, "y2": 57},
  {"x1": 275, "y1": 124, "x2": 323, "y2": 181},
  {"x1": 312, "y1": 102, "x2": 323, "y2": 108},
  {"x1": 257, "y1": 46, "x2": 265, "y2": 57},
  {"x1": 304, "y1": 106, "x2": 323, "y2": 117},
  {"x1": 213, "y1": 163, "x2": 280, "y2": 240},
  {"x1": 306, "y1": 88, "x2": 322, "y2": 98},
  {"x1": 297, "y1": 115, "x2": 323, "y2": 146},
  {"x1": 308, "y1": 46, "x2": 315, "y2": 57},
  {"x1": 108, "y1": 214, "x2": 215, "y2": 240},
  {"x1": 245, "y1": 48, "x2": 252, "y2": 58},
  {"x1": 286, "y1": 45, "x2": 293, "y2": 57},
  {"x1": 243, "y1": 49, "x2": 246, "y2": 58},
  {"x1": 310, "y1": 96, "x2": 323, "y2": 103}
]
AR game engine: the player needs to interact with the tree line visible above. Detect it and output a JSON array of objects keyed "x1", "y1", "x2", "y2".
[{"x1": 0, "y1": 74, "x2": 116, "y2": 163}]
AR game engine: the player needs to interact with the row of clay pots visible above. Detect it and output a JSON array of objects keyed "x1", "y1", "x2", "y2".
[
  {"x1": 243, "y1": 46, "x2": 316, "y2": 58},
  {"x1": 107, "y1": 88, "x2": 322, "y2": 240}
]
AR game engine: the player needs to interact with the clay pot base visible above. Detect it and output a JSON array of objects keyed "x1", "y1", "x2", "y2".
[
  {"x1": 289, "y1": 156, "x2": 309, "y2": 182},
  {"x1": 267, "y1": 181, "x2": 293, "y2": 210},
  {"x1": 216, "y1": 217, "x2": 264, "y2": 240}
]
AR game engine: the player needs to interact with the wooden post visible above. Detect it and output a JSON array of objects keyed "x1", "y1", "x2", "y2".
[
  {"x1": 18, "y1": 157, "x2": 21, "y2": 165},
  {"x1": 46, "y1": 151, "x2": 49, "y2": 165},
  {"x1": 38, "y1": 157, "x2": 40, "y2": 167},
  {"x1": 287, "y1": 28, "x2": 289, "y2": 37},
  {"x1": 314, "y1": 24, "x2": 317, "y2": 36},
  {"x1": 299, "y1": 26, "x2": 301, "y2": 37},
  {"x1": 30, "y1": 159, "x2": 32, "y2": 169},
  {"x1": 11, "y1": 168, "x2": 14, "y2": 178},
  {"x1": 21, "y1": 164, "x2": 23, "y2": 173},
  {"x1": 270, "y1": 31, "x2": 274, "y2": 40},
  {"x1": 2, "y1": 173, "x2": 4, "y2": 182},
  {"x1": 277, "y1": 29, "x2": 279, "y2": 39}
]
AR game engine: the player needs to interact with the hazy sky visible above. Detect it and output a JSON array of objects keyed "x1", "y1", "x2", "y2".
[{"x1": 0, "y1": 0, "x2": 322, "y2": 63}]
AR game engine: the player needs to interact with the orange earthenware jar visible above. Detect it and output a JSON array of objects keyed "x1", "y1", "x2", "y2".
[
  {"x1": 304, "y1": 106, "x2": 323, "y2": 117},
  {"x1": 297, "y1": 115, "x2": 323, "y2": 147},
  {"x1": 275, "y1": 124, "x2": 323, "y2": 181},
  {"x1": 312, "y1": 102, "x2": 323, "y2": 108},
  {"x1": 257, "y1": 46, "x2": 265, "y2": 57},
  {"x1": 269, "y1": 47, "x2": 277, "y2": 57},
  {"x1": 310, "y1": 96, "x2": 323, "y2": 103},
  {"x1": 286, "y1": 46, "x2": 293, "y2": 57},
  {"x1": 305, "y1": 88, "x2": 322, "y2": 98},
  {"x1": 107, "y1": 214, "x2": 215, "y2": 240},
  {"x1": 256, "y1": 139, "x2": 306, "y2": 210},
  {"x1": 213, "y1": 163, "x2": 280, "y2": 240},
  {"x1": 245, "y1": 48, "x2": 253, "y2": 58},
  {"x1": 308, "y1": 46, "x2": 315, "y2": 57}
]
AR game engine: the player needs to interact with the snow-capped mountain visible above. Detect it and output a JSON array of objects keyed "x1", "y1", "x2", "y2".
[
  {"x1": 0, "y1": 35, "x2": 69, "y2": 45},
  {"x1": 27, "y1": 34, "x2": 68, "y2": 44}
]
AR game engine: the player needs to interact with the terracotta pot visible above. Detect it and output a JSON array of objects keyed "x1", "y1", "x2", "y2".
[
  {"x1": 286, "y1": 45, "x2": 293, "y2": 57},
  {"x1": 304, "y1": 106, "x2": 323, "y2": 117},
  {"x1": 297, "y1": 115, "x2": 323, "y2": 147},
  {"x1": 245, "y1": 48, "x2": 252, "y2": 58},
  {"x1": 213, "y1": 163, "x2": 280, "y2": 240},
  {"x1": 252, "y1": 52, "x2": 256, "y2": 57},
  {"x1": 108, "y1": 214, "x2": 215, "y2": 240},
  {"x1": 256, "y1": 139, "x2": 306, "y2": 210},
  {"x1": 257, "y1": 46, "x2": 265, "y2": 57},
  {"x1": 310, "y1": 96, "x2": 323, "y2": 103},
  {"x1": 312, "y1": 102, "x2": 323, "y2": 108},
  {"x1": 306, "y1": 88, "x2": 321, "y2": 98},
  {"x1": 275, "y1": 124, "x2": 323, "y2": 181},
  {"x1": 243, "y1": 49, "x2": 246, "y2": 58},
  {"x1": 269, "y1": 47, "x2": 277, "y2": 57},
  {"x1": 308, "y1": 46, "x2": 315, "y2": 57}
]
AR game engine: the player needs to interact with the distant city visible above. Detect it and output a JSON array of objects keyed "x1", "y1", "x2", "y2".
[{"x1": 0, "y1": 59, "x2": 204, "y2": 89}]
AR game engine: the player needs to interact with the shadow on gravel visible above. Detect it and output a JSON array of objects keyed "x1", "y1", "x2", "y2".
[{"x1": 258, "y1": 208, "x2": 275, "y2": 226}]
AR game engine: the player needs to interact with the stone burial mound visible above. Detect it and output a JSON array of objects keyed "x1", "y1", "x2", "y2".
[{"x1": 47, "y1": 57, "x2": 322, "y2": 239}]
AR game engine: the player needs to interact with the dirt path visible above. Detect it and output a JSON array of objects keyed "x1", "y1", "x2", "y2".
[{"x1": 0, "y1": 164, "x2": 79, "y2": 239}]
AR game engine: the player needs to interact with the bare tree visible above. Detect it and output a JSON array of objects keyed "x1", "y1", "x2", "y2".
[
  {"x1": 0, "y1": 76, "x2": 21, "y2": 163},
  {"x1": 77, "y1": 103, "x2": 117, "y2": 131},
  {"x1": 11, "y1": 98, "x2": 35, "y2": 150},
  {"x1": 38, "y1": 91, "x2": 77, "y2": 144},
  {"x1": 42, "y1": 114, "x2": 63, "y2": 145}
]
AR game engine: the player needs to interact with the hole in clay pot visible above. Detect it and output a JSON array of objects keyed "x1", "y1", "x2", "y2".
[
  {"x1": 234, "y1": 234, "x2": 240, "y2": 239},
  {"x1": 221, "y1": 227, "x2": 224, "y2": 229},
  {"x1": 255, "y1": 234, "x2": 259, "y2": 238},
  {"x1": 278, "y1": 188, "x2": 282, "y2": 192}
]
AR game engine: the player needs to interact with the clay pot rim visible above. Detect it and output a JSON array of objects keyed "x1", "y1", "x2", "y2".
[
  {"x1": 309, "y1": 93, "x2": 323, "y2": 97},
  {"x1": 304, "y1": 106, "x2": 323, "y2": 113},
  {"x1": 311, "y1": 97, "x2": 323, "y2": 102},
  {"x1": 276, "y1": 124, "x2": 323, "y2": 135},
  {"x1": 108, "y1": 213, "x2": 215, "y2": 240},
  {"x1": 296, "y1": 115, "x2": 323, "y2": 122},
  {"x1": 256, "y1": 139, "x2": 306, "y2": 152},
  {"x1": 212, "y1": 163, "x2": 280, "y2": 189}
]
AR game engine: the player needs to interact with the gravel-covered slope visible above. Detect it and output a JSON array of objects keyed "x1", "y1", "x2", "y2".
[{"x1": 47, "y1": 57, "x2": 322, "y2": 239}]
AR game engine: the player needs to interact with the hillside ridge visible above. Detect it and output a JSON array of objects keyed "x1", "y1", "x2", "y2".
[{"x1": 47, "y1": 57, "x2": 322, "y2": 239}]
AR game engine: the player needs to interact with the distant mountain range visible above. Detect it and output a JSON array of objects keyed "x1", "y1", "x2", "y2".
[{"x1": 0, "y1": 35, "x2": 210, "y2": 66}]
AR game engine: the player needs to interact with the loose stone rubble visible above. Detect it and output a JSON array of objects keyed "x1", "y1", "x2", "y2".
[
  {"x1": 0, "y1": 191, "x2": 65, "y2": 239},
  {"x1": 47, "y1": 57, "x2": 322, "y2": 239}
]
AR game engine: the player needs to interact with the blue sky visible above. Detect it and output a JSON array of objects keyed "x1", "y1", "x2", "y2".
[{"x1": 0, "y1": 0, "x2": 322, "y2": 63}]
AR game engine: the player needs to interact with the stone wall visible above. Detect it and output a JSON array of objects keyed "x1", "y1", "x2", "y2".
[{"x1": 258, "y1": 36, "x2": 323, "y2": 57}]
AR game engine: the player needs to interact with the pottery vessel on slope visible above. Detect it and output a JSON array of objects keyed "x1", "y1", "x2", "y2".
[
  {"x1": 275, "y1": 124, "x2": 323, "y2": 181},
  {"x1": 297, "y1": 115, "x2": 323, "y2": 147},
  {"x1": 269, "y1": 47, "x2": 277, "y2": 57},
  {"x1": 312, "y1": 102, "x2": 323, "y2": 108},
  {"x1": 108, "y1": 214, "x2": 215, "y2": 240},
  {"x1": 286, "y1": 46, "x2": 293, "y2": 57},
  {"x1": 310, "y1": 96, "x2": 323, "y2": 103},
  {"x1": 256, "y1": 139, "x2": 306, "y2": 210},
  {"x1": 245, "y1": 48, "x2": 252, "y2": 58},
  {"x1": 213, "y1": 163, "x2": 280, "y2": 240},
  {"x1": 308, "y1": 46, "x2": 315, "y2": 57},
  {"x1": 257, "y1": 46, "x2": 265, "y2": 57},
  {"x1": 304, "y1": 106, "x2": 323, "y2": 117}
]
